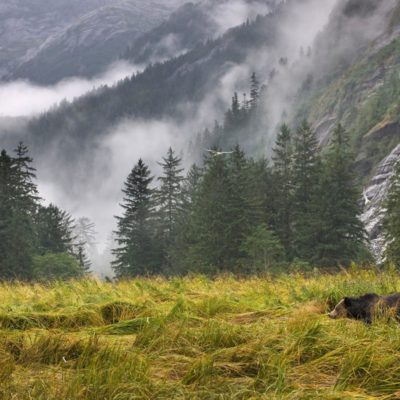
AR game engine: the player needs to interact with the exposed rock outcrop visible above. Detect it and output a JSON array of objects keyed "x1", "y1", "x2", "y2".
[{"x1": 361, "y1": 144, "x2": 400, "y2": 261}]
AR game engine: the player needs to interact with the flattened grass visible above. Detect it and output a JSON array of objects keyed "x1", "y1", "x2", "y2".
[{"x1": 2, "y1": 267, "x2": 400, "y2": 399}]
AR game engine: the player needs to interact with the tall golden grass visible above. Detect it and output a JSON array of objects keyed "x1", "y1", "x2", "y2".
[{"x1": 1, "y1": 266, "x2": 400, "y2": 399}]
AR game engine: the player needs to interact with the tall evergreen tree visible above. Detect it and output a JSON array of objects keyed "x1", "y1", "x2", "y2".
[
  {"x1": 36, "y1": 204, "x2": 76, "y2": 255},
  {"x1": 291, "y1": 120, "x2": 322, "y2": 262},
  {"x1": 189, "y1": 151, "x2": 233, "y2": 270},
  {"x1": 186, "y1": 147, "x2": 265, "y2": 272},
  {"x1": 112, "y1": 159, "x2": 157, "y2": 277},
  {"x1": 249, "y1": 72, "x2": 260, "y2": 110},
  {"x1": 384, "y1": 161, "x2": 400, "y2": 266},
  {"x1": 14, "y1": 142, "x2": 40, "y2": 209},
  {"x1": 156, "y1": 148, "x2": 184, "y2": 267},
  {"x1": 272, "y1": 124, "x2": 293, "y2": 259},
  {"x1": 227, "y1": 145, "x2": 264, "y2": 265},
  {"x1": 0, "y1": 146, "x2": 38, "y2": 280},
  {"x1": 317, "y1": 124, "x2": 365, "y2": 266},
  {"x1": 169, "y1": 164, "x2": 203, "y2": 272}
]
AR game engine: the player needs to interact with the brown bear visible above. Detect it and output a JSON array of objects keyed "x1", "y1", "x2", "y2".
[{"x1": 328, "y1": 293, "x2": 400, "y2": 323}]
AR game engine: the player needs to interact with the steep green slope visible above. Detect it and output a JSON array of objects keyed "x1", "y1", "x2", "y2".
[{"x1": 299, "y1": 37, "x2": 400, "y2": 179}]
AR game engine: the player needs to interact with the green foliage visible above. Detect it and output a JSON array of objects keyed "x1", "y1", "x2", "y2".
[
  {"x1": 1, "y1": 271, "x2": 400, "y2": 398},
  {"x1": 291, "y1": 120, "x2": 323, "y2": 262},
  {"x1": 36, "y1": 204, "x2": 76, "y2": 255},
  {"x1": 384, "y1": 161, "x2": 400, "y2": 266},
  {"x1": 156, "y1": 147, "x2": 185, "y2": 268},
  {"x1": 32, "y1": 252, "x2": 85, "y2": 281},
  {"x1": 112, "y1": 159, "x2": 159, "y2": 277},
  {"x1": 317, "y1": 124, "x2": 366, "y2": 266},
  {"x1": 176, "y1": 145, "x2": 267, "y2": 273},
  {"x1": 272, "y1": 123, "x2": 294, "y2": 258},
  {"x1": 0, "y1": 143, "x2": 94, "y2": 281},
  {"x1": 0, "y1": 145, "x2": 39, "y2": 280},
  {"x1": 241, "y1": 224, "x2": 284, "y2": 272}
]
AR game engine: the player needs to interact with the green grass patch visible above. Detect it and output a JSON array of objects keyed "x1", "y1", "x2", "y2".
[{"x1": 2, "y1": 268, "x2": 400, "y2": 398}]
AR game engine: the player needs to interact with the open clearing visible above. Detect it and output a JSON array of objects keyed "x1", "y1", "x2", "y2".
[{"x1": 2, "y1": 267, "x2": 400, "y2": 399}]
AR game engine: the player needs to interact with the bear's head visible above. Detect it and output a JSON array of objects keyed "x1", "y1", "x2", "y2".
[{"x1": 328, "y1": 293, "x2": 380, "y2": 322}]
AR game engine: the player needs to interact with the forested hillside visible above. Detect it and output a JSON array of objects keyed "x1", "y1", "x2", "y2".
[{"x1": 1, "y1": 0, "x2": 400, "y2": 273}]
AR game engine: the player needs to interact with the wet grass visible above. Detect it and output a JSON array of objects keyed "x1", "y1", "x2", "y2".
[{"x1": 2, "y1": 266, "x2": 400, "y2": 399}]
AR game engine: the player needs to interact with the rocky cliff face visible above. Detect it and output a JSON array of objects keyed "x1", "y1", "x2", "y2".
[{"x1": 361, "y1": 144, "x2": 400, "y2": 262}]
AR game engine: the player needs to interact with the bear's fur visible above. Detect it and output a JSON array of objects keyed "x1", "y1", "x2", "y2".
[{"x1": 328, "y1": 293, "x2": 400, "y2": 323}]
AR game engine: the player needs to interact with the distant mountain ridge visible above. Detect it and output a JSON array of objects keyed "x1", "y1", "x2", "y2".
[{"x1": 1, "y1": 0, "x2": 188, "y2": 83}]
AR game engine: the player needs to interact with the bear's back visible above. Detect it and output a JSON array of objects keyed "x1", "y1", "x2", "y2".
[{"x1": 382, "y1": 293, "x2": 400, "y2": 308}]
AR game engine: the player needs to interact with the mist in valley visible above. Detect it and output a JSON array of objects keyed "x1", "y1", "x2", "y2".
[{"x1": 0, "y1": 0, "x2": 394, "y2": 276}]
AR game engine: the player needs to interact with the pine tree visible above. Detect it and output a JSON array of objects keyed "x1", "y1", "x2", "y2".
[
  {"x1": 241, "y1": 224, "x2": 284, "y2": 272},
  {"x1": 0, "y1": 147, "x2": 39, "y2": 280},
  {"x1": 36, "y1": 204, "x2": 76, "y2": 255},
  {"x1": 14, "y1": 142, "x2": 40, "y2": 209},
  {"x1": 156, "y1": 148, "x2": 184, "y2": 267},
  {"x1": 186, "y1": 147, "x2": 265, "y2": 272},
  {"x1": 384, "y1": 161, "x2": 400, "y2": 266},
  {"x1": 189, "y1": 151, "x2": 233, "y2": 270},
  {"x1": 169, "y1": 164, "x2": 202, "y2": 272},
  {"x1": 226, "y1": 145, "x2": 264, "y2": 267},
  {"x1": 112, "y1": 159, "x2": 157, "y2": 277},
  {"x1": 73, "y1": 217, "x2": 97, "y2": 273},
  {"x1": 317, "y1": 124, "x2": 365, "y2": 266},
  {"x1": 225, "y1": 93, "x2": 241, "y2": 130},
  {"x1": 249, "y1": 72, "x2": 260, "y2": 110},
  {"x1": 272, "y1": 124, "x2": 293, "y2": 259},
  {"x1": 291, "y1": 120, "x2": 322, "y2": 262}
]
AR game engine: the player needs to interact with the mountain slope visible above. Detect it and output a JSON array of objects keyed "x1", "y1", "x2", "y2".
[
  {"x1": 297, "y1": 1, "x2": 400, "y2": 179},
  {"x1": 9, "y1": 0, "x2": 188, "y2": 84},
  {"x1": 0, "y1": 0, "x2": 113, "y2": 79},
  {"x1": 122, "y1": 0, "x2": 273, "y2": 66},
  {"x1": 7, "y1": 0, "x2": 187, "y2": 84}
]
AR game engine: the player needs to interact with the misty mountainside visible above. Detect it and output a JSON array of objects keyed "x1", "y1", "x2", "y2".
[
  {"x1": 2, "y1": 0, "x2": 400, "y2": 262},
  {"x1": 4, "y1": 3, "x2": 286, "y2": 168},
  {"x1": 0, "y1": 0, "x2": 114, "y2": 79},
  {"x1": 122, "y1": 0, "x2": 274, "y2": 66},
  {"x1": 3, "y1": 0, "x2": 187, "y2": 84},
  {"x1": 5, "y1": 0, "x2": 327, "y2": 162},
  {"x1": 12, "y1": 0, "x2": 398, "y2": 166},
  {"x1": 296, "y1": 0, "x2": 400, "y2": 179}
]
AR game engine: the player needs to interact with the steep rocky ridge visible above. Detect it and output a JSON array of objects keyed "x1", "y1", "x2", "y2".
[
  {"x1": 361, "y1": 145, "x2": 400, "y2": 262},
  {"x1": 1, "y1": 0, "x2": 187, "y2": 83}
]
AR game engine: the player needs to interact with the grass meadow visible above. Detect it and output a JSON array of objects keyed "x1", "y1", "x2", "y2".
[{"x1": 2, "y1": 266, "x2": 400, "y2": 399}]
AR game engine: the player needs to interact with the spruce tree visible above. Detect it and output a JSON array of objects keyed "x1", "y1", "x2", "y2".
[
  {"x1": 189, "y1": 151, "x2": 233, "y2": 270},
  {"x1": 291, "y1": 120, "x2": 322, "y2": 262},
  {"x1": 227, "y1": 145, "x2": 264, "y2": 267},
  {"x1": 187, "y1": 147, "x2": 265, "y2": 272},
  {"x1": 112, "y1": 159, "x2": 157, "y2": 277},
  {"x1": 317, "y1": 124, "x2": 365, "y2": 266},
  {"x1": 249, "y1": 72, "x2": 260, "y2": 110},
  {"x1": 272, "y1": 124, "x2": 293, "y2": 259},
  {"x1": 384, "y1": 161, "x2": 400, "y2": 266},
  {"x1": 14, "y1": 142, "x2": 40, "y2": 209},
  {"x1": 156, "y1": 148, "x2": 184, "y2": 267},
  {"x1": 36, "y1": 204, "x2": 76, "y2": 255},
  {"x1": 0, "y1": 147, "x2": 38, "y2": 280},
  {"x1": 169, "y1": 164, "x2": 202, "y2": 272}
]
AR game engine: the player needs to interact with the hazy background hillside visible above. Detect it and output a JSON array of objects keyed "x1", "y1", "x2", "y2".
[{"x1": 0, "y1": 0, "x2": 188, "y2": 82}]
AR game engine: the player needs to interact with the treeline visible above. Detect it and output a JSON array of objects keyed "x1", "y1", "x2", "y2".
[
  {"x1": 0, "y1": 145, "x2": 92, "y2": 280},
  {"x1": 112, "y1": 121, "x2": 369, "y2": 278}
]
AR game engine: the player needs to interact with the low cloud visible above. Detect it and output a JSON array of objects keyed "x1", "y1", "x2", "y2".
[
  {"x1": 0, "y1": 61, "x2": 142, "y2": 118},
  {"x1": 209, "y1": 0, "x2": 272, "y2": 35}
]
